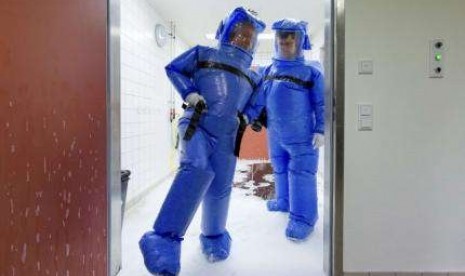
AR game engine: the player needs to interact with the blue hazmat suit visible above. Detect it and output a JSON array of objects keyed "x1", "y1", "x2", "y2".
[
  {"x1": 139, "y1": 7, "x2": 265, "y2": 275},
  {"x1": 246, "y1": 19, "x2": 324, "y2": 241}
]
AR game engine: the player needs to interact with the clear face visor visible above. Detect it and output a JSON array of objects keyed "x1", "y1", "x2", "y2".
[
  {"x1": 225, "y1": 21, "x2": 259, "y2": 53},
  {"x1": 274, "y1": 30, "x2": 304, "y2": 60}
]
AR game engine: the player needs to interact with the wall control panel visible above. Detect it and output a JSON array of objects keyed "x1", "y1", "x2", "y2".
[{"x1": 429, "y1": 39, "x2": 445, "y2": 78}]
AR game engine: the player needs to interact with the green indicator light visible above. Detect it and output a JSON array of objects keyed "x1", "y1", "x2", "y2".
[{"x1": 435, "y1": 54, "x2": 442, "y2": 61}]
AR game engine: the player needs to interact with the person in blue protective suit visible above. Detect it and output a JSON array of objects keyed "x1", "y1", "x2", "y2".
[
  {"x1": 138, "y1": 7, "x2": 265, "y2": 275},
  {"x1": 246, "y1": 19, "x2": 325, "y2": 241}
]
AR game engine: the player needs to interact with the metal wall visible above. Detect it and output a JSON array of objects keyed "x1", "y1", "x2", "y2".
[{"x1": 0, "y1": 1, "x2": 108, "y2": 275}]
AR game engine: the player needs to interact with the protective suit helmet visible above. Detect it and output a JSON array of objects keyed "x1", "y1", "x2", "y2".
[
  {"x1": 272, "y1": 19, "x2": 311, "y2": 61},
  {"x1": 215, "y1": 7, "x2": 266, "y2": 55}
]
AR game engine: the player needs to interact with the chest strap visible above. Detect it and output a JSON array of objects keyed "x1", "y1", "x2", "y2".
[
  {"x1": 265, "y1": 74, "x2": 314, "y2": 89},
  {"x1": 197, "y1": 61, "x2": 256, "y2": 89}
]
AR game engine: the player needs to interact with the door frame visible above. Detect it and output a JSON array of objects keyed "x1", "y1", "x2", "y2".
[
  {"x1": 323, "y1": 0, "x2": 345, "y2": 275},
  {"x1": 108, "y1": 0, "x2": 121, "y2": 274},
  {"x1": 107, "y1": 0, "x2": 346, "y2": 275}
]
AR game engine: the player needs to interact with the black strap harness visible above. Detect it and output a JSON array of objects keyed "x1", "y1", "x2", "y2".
[
  {"x1": 264, "y1": 74, "x2": 314, "y2": 89},
  {"x1": 197, "y1": 61, "x2": 256, "y2": 89}
]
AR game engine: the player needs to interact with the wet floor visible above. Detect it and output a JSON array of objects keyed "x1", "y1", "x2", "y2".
[{"x1": 233, "y1": 161, "x2": 275, "y2": 200}]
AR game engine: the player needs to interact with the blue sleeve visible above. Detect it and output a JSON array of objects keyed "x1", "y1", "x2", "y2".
[
  {"x1": 243, "y1": 67, "x2": 268, "y2": 121},
  {"x1": 165, "y1": 46, "x2": 201, "y2": 100},
  {"x1": 243, "y1": 84, "x2": 266, "y2": 121},
  {"x1": 310, "y1": 67, "x2": 325, "y2": 134}
]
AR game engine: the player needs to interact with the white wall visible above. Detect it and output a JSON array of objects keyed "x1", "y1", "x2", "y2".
[
  {"x1": 121, "y1": 0, "x2": 187, "y2": 205},
  {"x1": 343, "y1": 0, "x2": 465, "y2": 273}
]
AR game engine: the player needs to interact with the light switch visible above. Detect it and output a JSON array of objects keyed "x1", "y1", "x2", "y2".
[
  {"x1": 358, "y1": 119, "x2": 373, "y2": 131},
  {"x1": 358, "y1": 104, "x2": 373, "y2": 118},
  {"x1": 359, "y1": 104, "x2": 372, "y2": 117},
  {"x1": 359, "y1": 60, "x2": 373, "y2": 75},
  {"x1": 358, "y1": 103, "x2": 373, "y2": 131}
]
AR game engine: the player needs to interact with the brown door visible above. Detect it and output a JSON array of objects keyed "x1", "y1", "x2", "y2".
[
  {"x1": 0, "y1": 1, "x2": 109, "y2": 275},
  {"x1": 239, "y1": 127, "x2": 269, "y2": 160}
]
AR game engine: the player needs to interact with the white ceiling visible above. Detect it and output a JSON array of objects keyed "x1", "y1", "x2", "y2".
[{"x1": 148, "y1": 0, "x2": 325, "y2": 51}]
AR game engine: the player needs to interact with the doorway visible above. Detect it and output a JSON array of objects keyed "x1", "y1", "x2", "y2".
[{"x1": 108, "y1": 0, "x2": 343, "y2": 275}]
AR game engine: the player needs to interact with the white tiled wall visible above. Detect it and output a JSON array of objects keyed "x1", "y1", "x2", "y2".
[{"x1": 121, "y1": 0, "x2": 187, "y2": 204}]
